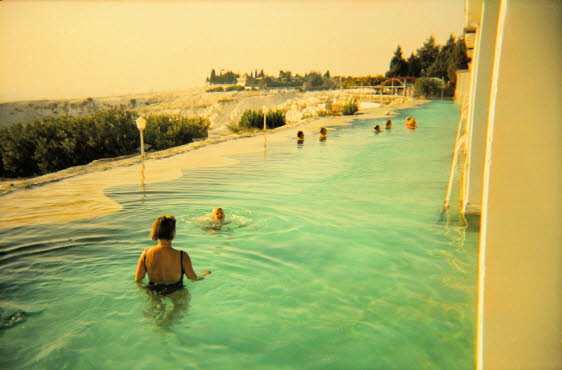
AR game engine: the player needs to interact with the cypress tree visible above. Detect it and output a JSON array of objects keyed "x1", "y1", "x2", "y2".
[
  {"x1": 386, "y1": 45, "x2": 408, "y2": 78},
  {"x1": 428, "y1": 34, "x2": 456, "y2": 80},
  {"x1": 416, "y1": 35, "x2": 440, "y2": 77},
  {"x1": 453, "y1": 38, "x2": 470, "y2": 69},
  {"x1": 447, "y1": 38, "x2": 470, "y2": 83},
  {"x1": 406, "y1": 53, "x2": 421, "y2": 77}
]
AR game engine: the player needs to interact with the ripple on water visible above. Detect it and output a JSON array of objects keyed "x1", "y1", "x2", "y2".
[{"x1": 0, "y1": 101, "x2": 476, "y2": 369}]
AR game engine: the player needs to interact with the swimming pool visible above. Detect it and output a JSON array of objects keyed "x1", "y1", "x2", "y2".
[{"x1": 0, "y1": 101, "x2": 477, "y2": 369}]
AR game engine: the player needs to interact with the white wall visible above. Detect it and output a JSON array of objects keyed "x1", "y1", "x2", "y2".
[
  {"x1": 463, "y1": 0, "x2": 500, "y2": 215},
  {"x1": 465, "y1": 0, "x2": 484, "y2": 26},
  {"x1": 454, "y1": 70, "x2": 472, "y2": 107},
  {"x1": 477, "y1": 0, "x2": 561, "y2": 368}
]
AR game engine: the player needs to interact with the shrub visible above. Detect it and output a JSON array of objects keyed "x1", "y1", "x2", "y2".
[
  {"x1": 414, "y1": 77, "x2": 445, "y2": 97},
  {"x1": 226, "y1": 122, "x2": 242, "y2": 134},
  {"x1": 144, "y1": 114, "x2": 210, "y2": 150},
  {"x1": 238, "y1": 109, "x2": 286, "y2": 130},
  {"x1": 0, "y1": 110, "x2": 209, "y2": 178},
  {"x1": 265, "y1": 110, "x2": 286, "y2": 129},
  {"x1": 0, "y1": 109, "x2": 138, "y2": 177},
  {"x1": 325, "y1": 98, "x2": 333, "y2": 111},
  {"x1": 342, "y1": 99, "x2": 359, "y2": 115},
  {"x1": 206, "y1": 86, "x2": 224, "y2": 93},
  {"x1": 224, "y1": 85, "x2": 245, "y2": 92},
  {"x1": 330, "y1": 103, "x2": 343, "y2": 115}
]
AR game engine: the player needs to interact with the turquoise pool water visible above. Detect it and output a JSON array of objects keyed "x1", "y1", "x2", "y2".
[{"x1": 0, "y1": 101, "x2": 477, "y2": 369}]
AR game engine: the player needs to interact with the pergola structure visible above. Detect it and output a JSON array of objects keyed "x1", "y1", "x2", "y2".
[{"x1": 373, "y1": 77, "x2": 417, "y2": 97}]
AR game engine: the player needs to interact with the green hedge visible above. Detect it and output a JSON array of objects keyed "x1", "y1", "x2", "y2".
[
  {"x1": 342, "y1": 99, "x2": 359, "y2": 115},
  {"x1": 0, "y1": 109, "x2": 209, "y2": 178},
  {"x1": 144, "y1": 114, "x2": 209, "y2": 151},
  {"x1": 224, "y1": 85, "x2": 245, "y2": 92},
  {"x1": 414, "y1": 77, "x2": 445, "y2": 97},
  {"x1": 238, "y1": 109, "x2": 286, "y2": 130}
]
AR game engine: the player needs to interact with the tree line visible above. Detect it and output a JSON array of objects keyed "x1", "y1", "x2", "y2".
[
  {"x1": 206, "y1": 34, "x2": 468, "y2": 95},
  {"x1": 207, "y1": 70, "x2": 240, "y2": 85},
  {"x1": 385, "y1": 34, "x2": 469, "y2": 84},
  {"x1": 0, "y1": 109, "x2": 209, "y2": 178}
]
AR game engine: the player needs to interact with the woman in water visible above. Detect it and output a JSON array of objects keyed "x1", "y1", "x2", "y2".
[
  {"x1": 385, "y1": 119, "x2": 392, "y2": 129},
  {"x1": 319, "y1": 127, "x2": 327, "y2": 141},
  {"x1": 405, "y1": 116, "x2": 417, "y2": 129},
  {"x1": 135, "y1": 215, "x2": 211, "y2": 295},
  {"x1": 297, "y1": 130, "x2": 304, "y2": 143},
  {"x1": 374, "y1": 124, "x2": 382, "y2": 133}
]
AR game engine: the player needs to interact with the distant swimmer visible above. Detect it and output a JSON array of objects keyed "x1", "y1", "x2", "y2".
[
  {"x1": 405, "y1": 117, "x2": 417, "y2": 129},
  {"x1": 319, "y1": 127, "x2": 327, "y2": 141},
  {"x1": 385, "y1": 119, "x2": 392, "y2": 129},
  {"x1": 205, "y1": 207, "x2": 231, "y2": 231},
  {"x1": 297, "y1": 131, "x2": 304, "y2": 143},
  {"x1": 135, "y1": 215, "x2": 211, "y2": 295},
  {"x1": 374, "y1": 124, "x2": 382, "y2": 133}
]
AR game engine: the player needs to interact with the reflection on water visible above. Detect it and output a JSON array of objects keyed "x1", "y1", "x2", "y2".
[
  {"x1": 142, "y1": 287, "x2": 191, "y2": 330},
  {"x1": 0, "y1": 308, "x2": 42, "y2": 330},
  {"x1": 138, "y1": 161, "x2": 147, "y2": 204}
]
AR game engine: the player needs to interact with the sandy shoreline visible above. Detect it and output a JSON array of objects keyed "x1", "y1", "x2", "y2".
[{"x1": 0, "y1": 97, "x2": 427, "y2": 228}]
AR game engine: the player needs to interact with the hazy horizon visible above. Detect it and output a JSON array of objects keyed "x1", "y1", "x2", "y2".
[{"x1": 0, "y1": 0, "x2": 465, "y2": 103}]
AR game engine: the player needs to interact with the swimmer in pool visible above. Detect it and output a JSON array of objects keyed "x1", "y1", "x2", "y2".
[
  {"x1": 319, "y1": 127, "x2": 327, "y2": 141},
  {"x1": 135, "y1": 215, "x2": 211, "y2": 295},
  {"x1": 204, "y1": 207, "x2": 231, "y2": 232},
  {"x1": 297, "y1": 131, "x2": 304, "y2": 143},
  {"x1": 374, "y1": 124, "x2": 382, "y2": 133},
  {"x1": 385, "y1": 119, "x2": 392, "y2": 129},
  {"x1": 211, "y1": 207, "x2": 225, "y2": 222},
  {"x1": 405, "y1": 116, "x2": 417, "y2": 129}
]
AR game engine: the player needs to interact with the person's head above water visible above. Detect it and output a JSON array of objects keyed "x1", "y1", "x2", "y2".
[
  {"x1": 211, "y1": 207, "x2": 225, "y2": 221},
  {"x1": 151, "y1": 215, "x2": 176, "y2": 241},
  {"x1": 297, "y1": 131, "x2": 304, "y2": 139},
  {"x1": 385, "y1": 119, "x2": 392, "y2": 128},
  {"x1": 320, "y1": 127, "x2": 327, "y2": 135}
]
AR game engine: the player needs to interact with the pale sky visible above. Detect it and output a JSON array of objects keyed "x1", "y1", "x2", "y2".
[{"x1": 0, "y1": 0, "x2": 465, "y2": 102}]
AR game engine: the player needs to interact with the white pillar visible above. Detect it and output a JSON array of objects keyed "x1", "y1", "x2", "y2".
[
  {"x1": 465, "y1": 0, "x2": 484, "y2": 25},
  {"x1": 477, "y1": 1, "x2": 561, "y2": 369},
  {"x1": 463, "y1": 0, "x2": 501, "y2": 215}
]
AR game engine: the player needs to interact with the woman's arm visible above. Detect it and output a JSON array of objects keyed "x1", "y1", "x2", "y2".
[
  {"x1": 135, "y1": 249, "x2": 148, "y2": 281},
  {"x1": 182, "y1": 251, "x2": 211, "y2": 281}
]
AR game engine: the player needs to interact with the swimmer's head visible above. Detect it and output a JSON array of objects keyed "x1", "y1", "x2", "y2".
[
  {"x1": 297, "y1": 131, "x2": 304, "y2": 139},
  {"x1": 386, "y1": 120, "x2": 392, "y2": 127},
  {"x1": 320, "y1": 127, "x2": 327, "y2": 134},
  {"x1": 212, "y1": 207, "x2": 225, "y2": 221},
  {"x1": 151, "y1": 215, "x2": 176, "y2": 241}
]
